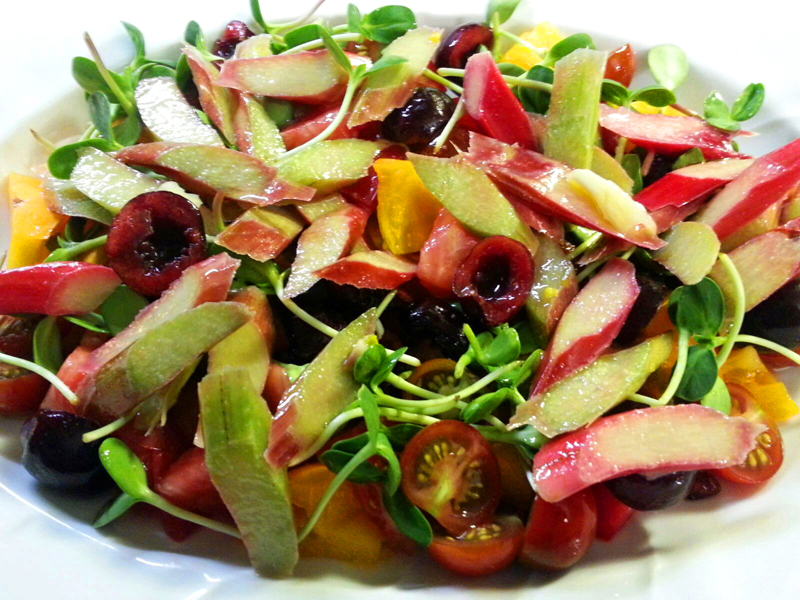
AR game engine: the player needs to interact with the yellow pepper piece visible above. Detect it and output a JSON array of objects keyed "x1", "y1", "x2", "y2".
[
  {"x1": 719, "y1": 346, "x2": 799, "y2": 421},
  {"x1": 375, "y1": 158, "x2": 441, "y2": 254},
  {"x1": 500, "y1": 22, "x2": 563, "y2": 70},
  {"x1": 6, "y1": 173, "x2": 67, "y2": 268},
  {"x1": 288, "y1": 464, "x2": 386, "y2": 566}
]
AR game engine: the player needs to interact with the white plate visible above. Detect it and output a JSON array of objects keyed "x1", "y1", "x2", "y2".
[{"x1": 1, "y1": 1, "x2": 799, "y2": 598}]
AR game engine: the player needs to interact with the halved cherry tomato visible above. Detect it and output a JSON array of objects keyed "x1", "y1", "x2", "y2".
[
  {"x1": 0, "y1": 365, "x2": 50, "y2": 415},
  {"x1": 604, "y1": 44, "x2": 636, "y2": 88},
  {"x1": 155, "y1": 447, "x2": 224, "y2": 514},
  {"x1": 592, "y1": 484, "x2": 634, "y2": 542},
  {"x1": 0, "y1": 314, "x2": 39, "y2": 358},
  {"x1": 406, "y1": 358, "x2": 459, "y2": 398},
  {"x1": 717, "y1": 384, "x2": 784, "y2": 485},
  {"x1": 353, "y1": 482, "x2": 416, "y2": 553},
  {"x1": 519, "y1": 491, "x2": 597, "y2": 571},
  {"x1": 400, "y1": 420, "x2": 501, "y2": 534},
  {"x1": 428, "y1": 515, "x2": 524, "y2": 577}
]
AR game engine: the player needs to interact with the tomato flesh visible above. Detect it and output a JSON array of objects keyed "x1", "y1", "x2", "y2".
[
  {"x1": 717, "y1": 384, "x2": 783, "y2": 485},
  {"x1": 401, "y1": 420, "x2": 501, "y2": 534},
  {"x1": 0, "y1": 365, "x2": 50, "y2": 415},
  {"x1": 406, "y1": 358, "x2": 462, "y2": 398},
  {"x1": 428, "y1": 515, "x2": 524, "y2": 577},
  {"x1": 604, "y1": 44, "x2": 636, "y2": 88},
  {"x1": 519, "y1": 491, "x2": 597, "y2": 571}
]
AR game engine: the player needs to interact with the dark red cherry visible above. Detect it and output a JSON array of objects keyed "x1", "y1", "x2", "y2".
[
  {"x1": 452, "y1": 236, "x2": 534, "y2": 327},
  {"x1": 107, "y1": 191, "x2": 207, "y2": 297},
  {"x1": 212, "y1": 20, "x2": 255, "y2": 59},
  {"x1": 434, "y1": 23, "x2": 494, "y2": 70},
  {"x1": 381, "y1": 88, "x2": 455, "y2": 147}
]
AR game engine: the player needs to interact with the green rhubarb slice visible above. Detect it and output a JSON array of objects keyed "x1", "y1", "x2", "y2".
[
  {"x1": 278, "y1": 140, "x2": 386, "y2": 193},
  {"x1": 525, "y1": 235, "x2": 578, "y2": 346},
  {"x1": 208, "y1": 321, "x2": 270, "y2": 394},
  {"x1": 199, "y1": 367, "x2": 298, "y2": 577}
]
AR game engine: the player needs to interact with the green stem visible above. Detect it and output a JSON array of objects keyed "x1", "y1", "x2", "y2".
[
  {"x1": 576, "y1": 257, "x2": 608, "y2": 282},
  {"x1": 146, "y1": 493, "x2": 242, "y2": 538},
  {"x1": 282, "y1": 32, "x2": 363, "y2": 55},
  {"x1": 376, "y1": 291, "x2": 397, "y2": 318},
  {"x1": 630, "y1": 328, "x2": 691, "y2": 407},
  {"x1": 614, "y1": 136, "x2": 628, "y2": 163},
  {"x1": 83, "y1": 33, "x2": 136, "y2": 117},
  {"x1": 734, "y1": 335, "x2": 800, "y2": 367},
  {"x1": 384, "y1": 373, "x2": 442, "y2": 400},
  {"x1": 30, "y1": 130, "x2": 57, "y2": 153},
  {"x1": 432, "y1": 97, "x2": 465, "y2": 153},
  {"x1": 496, "y1": 30, "x2": 547, "y2": 54},
  {"x1": 422, "y1": 68, "x2": 464, "y2": 94},
  {"x1": 44, "y1": 235, "x2": 108, "y2": 263},
  {"x1": 475, "y1": 425, "x2": 547, "y2": 448},
  {"x1": 82, "y1": 410, "x2": 137, "y2": 444},
  {"x1": 437, "y1": 68, "x2": 553, "y2": 92},
  {"x1": 567, "y1": 231, "x2": 604, "y2": 260},
  {"x1": 268, "y1": 0, "x2": 327, "y2": 34},
  {"x1": 490, "y1": 12, "x2": 503, "y2": 61},
  {"x1": 715, "y1": 253, "x2": 745, "y2": 366},
  {"x1": 0, "y1": 352, "x2": 79, "y2": 405}
]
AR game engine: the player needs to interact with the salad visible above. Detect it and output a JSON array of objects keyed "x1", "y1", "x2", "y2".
[{"x1": 1, "y1": 0, "x2": 799, "y2": 580}]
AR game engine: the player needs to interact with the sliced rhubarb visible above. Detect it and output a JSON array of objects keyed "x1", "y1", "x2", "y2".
[
  {"x1": 513, "y1": 333, "x2": 673, "y2": 436},
  {"x1": 267, "y1": 309, "x2": 377, "y2": 468},
  {"x1": 462, "y1": 51, "x2": 537, "y2": 150},
  {"x1": 81, "y1": 302, "x2": 251, "y2": 419},
  {"x1": 348, "y1": 27, "x2": 442, "y2": 127},
  {"x1": 695, "y1": 138, "x2": 800, "y2": 240},
  {"x1": 710, "y1": 221, "x2": 800, "y2": 311},
  {"x1": 315, "y1": 251, "x2": 416, "y2": 289},
  {"x1": 283, "y1": 205, "x2": 368, "y2": 298},
  {"x1": 544, "y1": 49, "x2": 607, "y2": 168},
  {"x1": 116, "y1": 142, "x2": 314, "y2": 204},
  {"x1": 219, "y1": 50, "x2": 366, "y2": 105},
  {"x1": 653, "y1": 222, "x2": 721, "y2": 285},
  {"x1": 135, "y1": 76, "x2": 224, "y2": 147},
  {"x1": 465, "y1": 133, "x2": 663, "y2": 249},
  {"x1": 417, "y1": 208, "x2": 480, "y2": 298},
  {"x1": 599, "y1": 105, "x2": 747, "y2": 160},
  {"x1": 532, "y1": 259, "x2": 639, "y2": 396},
  {"x1": 215, "y1": 206, "x2": 304, "y2": 262},
  {"x1": 295, "y1": 193, "x2": 349, "y2": 223},
  {"x1": 591, "y1": 147, "x2": 634, "y2": 194},
  {"x1": 183, "y1": 47, "x2": 236, "y2": 144},
  {"x1": 0, "y1": 263, "x2": 120, "y2": 316},
  {"x1": 721, "y1": 201, "x2": 782, "y2": 253},
  {"x1": 634, "y1": 158, "x2": 753, "y2": 211},
  {"x1": 281, "y1": 104, "x2": 355, "y2": 150},
  {"x1": 229, "y1": 285, "x2": 277, "y2": 352},
  {"x1": 233, "y1": 93, "x2": 286, "y2": 163},
  {"x1": 71, "y1": 148, "x2": 160, "y2": 214},
  {"x1": 525, "y1": 235, "x2": 577, "y2": 344},
  {"x1": 278, "y1": 140, "x2": 386, "y2": 194},
  {"x1": 408, "y1": 153, "x2": 538, "y2": 251},
  {"x1": 506, "y1": 193, "x2": 565, "y2": 243},
  {"x1": 532, "y1": 404, "x2": 766, "y2": 502},
  {"x1": 208, "y1": 320, "x2": 270, "y2": 397}
]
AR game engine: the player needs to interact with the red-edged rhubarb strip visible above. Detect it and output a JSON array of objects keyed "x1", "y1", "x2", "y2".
[
  {"x1": 280, "y1": 104, "x2": 355, "y2": 150},
  {"x1": 315, "y1": 250, "x2": 416, "y2": 289},
  {"x1": 531, "y1": 259, "x2": 639, "y2": 396},
  {"x1": 267, "y1": 309, "x2": 377, "y2": 468},
  {"x1": 634, "y1": 158, "x2": 753, "y2": 211},
  {"x1": 532, "y1": 404, "x2": 766, "y2": 503},
  {"x1": 466, "y1": 133, "x2": 663, "y2": 249},
  {"x1": 710, "y1": 219, "x2": 800, "y2": 311},
  {"x1": 116, "y1": 142, "x2": 315, "y2": 204},
  {"x1": 599, "y1": 105, "x2": 748, "y2": 160},
  {"x1": 283, "y1": 205, "x2": 368, "y2": 298},
  {"x1": 463, "y1": 52, "x2": 537, "y2": 150},
  {"x1": 417, "y1": 208, "x2": 480, "y2": 299},
  {"x1": 506, "y1": 191, "x2": 565, "y2": 244},
  {"x1": 652, "y1": 222, "x2": 721, "y2": 285},
  {"x1": 525, "y1": 235, "x2": 577, "y2": 344},
  {"x1": 0, "y1": 263, "x2": 120, "y2": 316},
  {"x1": 215, "y1": 207, "x2": 304, "y2": 262},
  {"x1": 183, "y1": 47, "x2": 236, "y2": 145},
  {"x1": 695, "y1": 138, "x2": 800, "y2": 240},
  {"x1": 233, "y1": 93, "x2": 286, "y2": 163}
]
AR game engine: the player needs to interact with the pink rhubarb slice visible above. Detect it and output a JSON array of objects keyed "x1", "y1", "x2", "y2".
[{"x1": 315, "y1": 250, "x2": 416, "y2": 289}]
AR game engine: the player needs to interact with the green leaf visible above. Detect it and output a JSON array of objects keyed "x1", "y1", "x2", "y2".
[
  {"x1": 93, "y1": 492, "x2": 140, "y2": 528},
  {"x1": 730, "y1": 83, "x2": 765, "y2": 122},
  {"x1": 319, "y1": 449, "x2": 385, "y2": 483},
  {"x1": 122, "y1": 22, "x2": 146, "y2": 61},
  {"x1": 701, "y1": 376, "x2": 732, "y2": 414},
  {"x1": 354, "y1": 343, "x2": 385, "y2": 383},
  {"x1": 347, "y1": 4, "x2": 363, "y2": 33},
  {"x1": 497, "y1": 63, "x2": 526, "y2": 77},
  {"x1": 64, "y1": 313, "x2": 111, "y2": 334},
  {"x1": 359, "y1": 386, "x2": 381, "y2": 444},
  {"x1": 382, "y1": 423, "x2": 423, "y2": 448},
  {"x1": 629, "y1": 85, "x2": 676, "y2": 108},
  {"x1": 483, "y1": 326, "x2": 521, "y2": 366},
  {"x1": 184, "y1": 20, "x2": 204, "y2": 48},
  {"x1": 72, "y1": 57, "x2": 133, "y2": 100},
  {"x1": 361, "y1": 6, "x2": 417, "y2": 44},
  {"x1": 138, "y1": 63, "x2": 176, "y2": 80},
  {"x1": 672, "y1": 148, "x2": 705, "y2": 170},
  {"x1": 704, "y1": 91, "x2": 740, "y2": 132},
  {"x1": 264, "y1": 99, "x2": 294, "y2": 128},
  {"x1": 175, "y1": 54, "x2": 193, "y2": 93},
  {"x1": 601, "y1": 79, "x2": 630, "y2": 106},
  {"x1": 513, "y1": 320, "x2": 539, "y2": 355},
  {"x1": 370, "y1": 347, "x2": 407, "y2": 388},
  {"x1": 366, "y1": 55, "x2": 408, "y2": 76},
  {"x1": 99, "y1": 438, "x2": 152, "y2": 499},
  {"x1": 648, "y1": 44, "x2": 688, "y2": 90},
  {"x1": 375, "y1": 433, "x2": 402, "y2": 495},
  {"x1": 33, "y1": 317, "x2": 62, "y2": 374},
  {"x1": 668, "y1": 278, "x2": 725, "y2": 338},
  {"x1": 382, "y1": 488, "x2": 433, "y2": 547},
  {"x1": 621, "y1": 153, "x2": 644, "y2": 194},
  {"x1": 113, "y1": 115, "x2": 142, "y2": 147},
  {"x1": 519, "y1": 65, "x2": 554, "y2": 114},
  {"x1": 542, "y1": 33, "x2": 596, "y2": 67},
  {"x1": 284, "y1": 24, "x2": 326, "y2": 49},
  {"x1": 317, "y1": 25, "x2": 352, "y2": 75},
  {"x1": 460, "y1": 389, "x2": 510, "y2": 424},
  {"x1": 48, "y1": 139, "x2": 116, "y2": 179},
  {"x1": 676, "y1": 345, "x2": 718, "y2": 401},
  {"x1": 250, "y1": 0, "x2": 268, "y2": 32},
  {"x1": 100, "y1": 285, "x2": 149, "y2": 335},
  {"x1": 486, "y1": 0, "x2": 523, "y2": 25},
  {"x1": 87, "y1": 92, "x2": 116, "y2": 143}
]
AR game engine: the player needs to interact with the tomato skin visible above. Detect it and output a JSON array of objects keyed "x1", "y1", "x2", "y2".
[
  {"x1": 40, "y1": 346, "x2": 95, "y2": 414},
  {"x1": 0, "y1": 367, "x2": 50, "y2": 415},
  {"x1": 353, "y1": 482, "x2": 416, "y2": 553},
  {"x1": 406, "y1": 358, "x2": 458, "y2": 398},
  {"x1": 592, "y1": 484, "x2": 634, "y2": 542},
  {"x1": 155, "y1": 447, "x2": 224, "y2": 514},
  {"x1": 604, "y1": 44, "x2": 636, "y2": 88},
  {"x1": 519, "y1": 491, "x2": 597, "y2": 571},
  {"x1": 401, "y1": 420, "x2": 502, "y2": 534},
  {"x1": 428, "y1": 515, "x2": 524, "y2": 577},
  {"x1": 717, "y1": 384, "x2": 784, "y2": 485}
]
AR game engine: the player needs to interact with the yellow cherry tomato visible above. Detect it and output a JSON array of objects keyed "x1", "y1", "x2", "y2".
[
  {"x1": 375, "y1": 158, "x2": 441, "y2": 255},
  {"x1": 6, "y1": 173, "x2": 67, "y2": 268}
]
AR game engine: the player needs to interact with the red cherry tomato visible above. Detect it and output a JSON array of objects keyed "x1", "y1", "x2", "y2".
[
  {"x1": 604, "y1": 44, "x2": 636, "y2": 88},
  {"x1": 155, "y1": 447, "x2": 225, "y2": 514},
  {"x1": 428, "y1": 515, "x2": 524, "y2": 577},
  {"x1": 406, "y1": 358, "x2": 459, "y2": 398},
  {"x1": 592, "y1": 484, "x2": 634, "y2": 542},
  {"x1": 519, "y1": 491, "x2": 597, "y2": 571},
  {"x1": 0, "y1": 314, "x2": 38, "y2": 358},
  {"x1": 0, "y1": 365, "x2": 50, "y2": 415},
  {"x1": 717, "y1": 384, "x2": 784, "y2": 485},
  {"x1": 400, "y1": 420, "x2": 502, "y2": 534}
]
